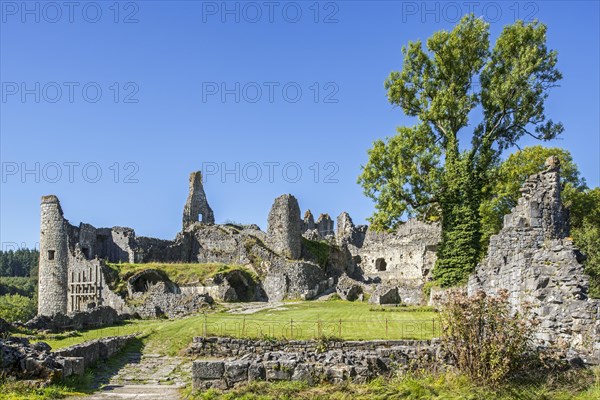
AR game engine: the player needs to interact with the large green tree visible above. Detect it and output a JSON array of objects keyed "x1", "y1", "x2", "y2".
[{"x1": 359, "y1": 15, "x2": 563, "y2": 286}]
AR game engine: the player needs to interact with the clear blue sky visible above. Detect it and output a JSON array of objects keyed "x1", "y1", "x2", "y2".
[{"x1": 1, "y1": 0, "x2": 599, "y2": 249}]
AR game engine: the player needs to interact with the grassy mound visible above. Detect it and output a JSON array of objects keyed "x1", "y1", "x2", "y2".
[{"x1": 105, "y1": 262, "x2": 258, "y2": 296}]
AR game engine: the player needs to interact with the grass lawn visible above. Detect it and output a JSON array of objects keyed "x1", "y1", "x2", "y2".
[{"x1": 35, "y1": 300, "x2": 438, "y2": 355}]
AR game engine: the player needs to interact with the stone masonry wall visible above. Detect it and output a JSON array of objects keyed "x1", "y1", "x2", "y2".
[
  {"x1": 54, "y1": 334, "x2": 138, "y2": 377},
  {"x1": 189, "y1": 337, "x2": 442, "y2": 390},
  {"x1": 267, "y1": 194, "x2": 302, "y2": 259},
  {"x1": 26, "y1": 306, "x2": 123, "y2": 333},
  {"x1": 38, "y1": 195, "x2": 69, "y2": 316},
  {"x1": 183, "y1": 171, "x2": 215, "y2": 229},
  {"x1": 469, "y1": 158, "x2": 600, "y2": 364}
]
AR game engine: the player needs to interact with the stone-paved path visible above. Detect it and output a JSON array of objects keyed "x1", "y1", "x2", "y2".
[
  {"x1": 70, "y1": 342, "x2": 191, "y2": 400},
  {"x1": 69, "y1": 304, "x2": 301, "y2": 399}
]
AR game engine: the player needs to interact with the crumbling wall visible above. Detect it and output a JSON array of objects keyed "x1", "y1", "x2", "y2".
[
  {"x1": 315, "y1": 214, "x2": 335, "y2": 238},
  {"x1": 182, "y1": 171, "x2": 215, "y2": 229},
  {"x1": 302, "y1": 210, "x2": 315, "y2": 231},
  {"x1": 267, "y1": 194, "x2": 302, "y2": 259},
  {"x1": 26, "y1": 306, "x2": 122, "y2": 333},
  {"x1": 336, "y1": 212, "x2": 366, "y2": 248},
  {"x1": 469, "y1": 158, "x2": 600, "y2": 364},
  {"x1": 358, "y1": 219, "x2": 440, "y2": 281},
  {"x1": 36, "y1": 173, "x2": 444, "y2": 312},
  {"x1": 262, "y1": 260, "x2": 329, "y2": 301}
]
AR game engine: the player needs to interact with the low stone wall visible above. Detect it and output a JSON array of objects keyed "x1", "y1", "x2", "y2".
[
  {"x1": 25, "y1": 306, "x2": 125, "y2": 333},
  {"x1": 54, "y1": 334, "x2": 138, "y2": 377},
  {"x1": 190, "y1": 337, "x2": 442, "y2": 390}
]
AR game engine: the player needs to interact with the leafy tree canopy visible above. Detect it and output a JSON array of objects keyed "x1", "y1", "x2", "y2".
[{"x1": 359, "y1": 15, "x2": 563, "y2": 286}]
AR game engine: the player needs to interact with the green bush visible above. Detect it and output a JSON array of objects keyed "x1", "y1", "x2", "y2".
[
  {"x1": 437, "y1": 289, "x2": 534, "y2": 386},
  {"x1": 0, "y1": 294, "x2": 36, "y2": 322}
]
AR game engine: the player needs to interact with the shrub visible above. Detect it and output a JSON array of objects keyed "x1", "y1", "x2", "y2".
[
  {"x1": 0, "y1": 294, "x2": 37, "y2": 322},
  {"x1": 437, "y1": 289, "x2": 535, "y2": 386}
]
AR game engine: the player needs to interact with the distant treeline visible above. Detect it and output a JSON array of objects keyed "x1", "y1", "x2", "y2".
[{"x1": 0, "y1": 248, "x2": 39, "y2": 277}]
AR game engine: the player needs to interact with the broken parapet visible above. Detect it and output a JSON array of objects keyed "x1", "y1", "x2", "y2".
[
  {"x1": 303, "y1": 210, "x2": 315, "y2": 231},
  {"x1": 336, "y1": 212, "x2": 366, "y2": 248},
  {"x1": 315, "y1": 213, "x2": 334, "y2": 238},
  {"x1": 182, "y1": 171, "x2": 215, "y2": 230},
  {"x1": 267, "y1": 194, "x2": 302, "y2": 259},
  {"x1": 502, "y1": 156, "x2": 569, "y2": 239}
]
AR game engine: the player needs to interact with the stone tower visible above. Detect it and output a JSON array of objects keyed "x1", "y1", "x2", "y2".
[
  {"x1": 182, "y1": 171, "x2": 215, "y2": 230},
  {"x1": 38, "y1": 195, "x2": 69, "y2": 316}
]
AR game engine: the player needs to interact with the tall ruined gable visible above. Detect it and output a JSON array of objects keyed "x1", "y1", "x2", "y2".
[
  {"x1": 469, "y1": 157, "x2": 599, "y2": 363},
  {"x1": 182, "y1": 171, "x2": 215, "y2": 229}
]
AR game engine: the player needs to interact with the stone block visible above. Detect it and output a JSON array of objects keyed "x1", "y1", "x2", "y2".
[
  {"x1": 224, "y1": 361, "x2": 249, "y2": 384},
  {"x1": 193, "y1": 360, "x2": 225, "y2": 380}
]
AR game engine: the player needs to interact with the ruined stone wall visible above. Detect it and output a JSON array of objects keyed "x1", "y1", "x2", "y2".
[
  {"x1": 356, "y1": 220, "x2": 440, "y2": 290},
  {"x1": 190, "y1": 337, "x2": 442, "y2": 390},
  {"x1": 36, "y1": 192, "x2": 158, "y2": 316},
  {"x1": 36, "y1": 174, "x2": 444, "y2": 313},
  {"x1": 267, "y1": 194, "x2": 302, "y2": 259},
  {"x1": 183, "y1": 171, "x2": 215, "y2": 229},
  {"x1": 131, "y1": 288, "x2": 213, "y2": 319},
  {"x1": 315, "y1": 214, "x2": 335, "y2": 238},
  {"x1": 469, "y1": 159, "x2": 600, "y2": 364},
  {"x1": 26, "y1": 306, "x2": 123, "y2": 333}
]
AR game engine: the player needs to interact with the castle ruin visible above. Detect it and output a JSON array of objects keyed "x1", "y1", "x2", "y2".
[
  {"x1": 37, "y1": 170, "x2": 440, "y2": 317},
  {"x1": 36, "y1": 161, "x2": 599, "y2": 362}
]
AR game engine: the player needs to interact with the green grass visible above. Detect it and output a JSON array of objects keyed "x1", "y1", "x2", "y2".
[
  {"x1": 31, "y1": 301, "x2": 438, "y2": 355},
  {"x1": 185, "y1": 368, "x2": 600, "y2": 400},
  {"x1": 3, "y1": 367, "x2": 598, "y2": 400}
]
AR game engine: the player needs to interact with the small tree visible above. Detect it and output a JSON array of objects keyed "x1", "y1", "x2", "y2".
[{"x1": 437, "y1": 289, "x2": 535, "y2": 386}]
